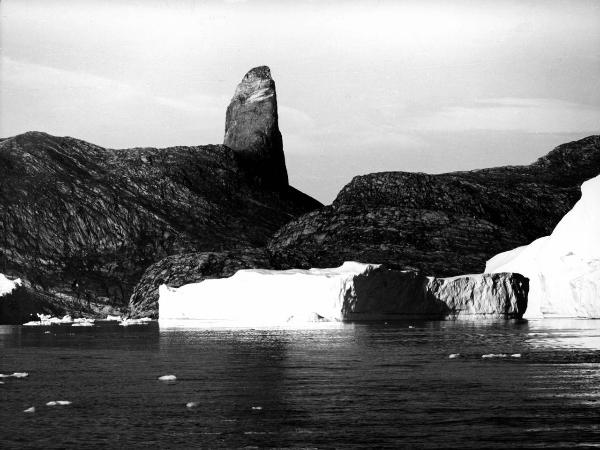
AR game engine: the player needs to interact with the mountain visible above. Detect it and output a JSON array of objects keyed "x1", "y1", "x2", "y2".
[
  {"x1": 268, "y1": 136, "x2": 600, "y2": 276},
  {"x1": 0, "y1": 67, "x2": 321, "y2": 323}
]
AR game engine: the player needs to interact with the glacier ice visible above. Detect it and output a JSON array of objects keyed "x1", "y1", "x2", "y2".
[
  {"x1": 486, "y1": 175, "x2": 600, "y2": 318},
  {"x1": 158, "y1": 262, "x2": 526, "y2": 326}
]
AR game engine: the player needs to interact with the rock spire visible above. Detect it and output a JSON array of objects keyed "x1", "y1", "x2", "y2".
[{"x1": 224, "y1": 66, "x2": 288, "y2": 188}]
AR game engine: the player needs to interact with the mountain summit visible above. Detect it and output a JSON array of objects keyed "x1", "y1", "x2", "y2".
[{"x1": 224, "y1": 66, "x2": 288, "y2": 188}]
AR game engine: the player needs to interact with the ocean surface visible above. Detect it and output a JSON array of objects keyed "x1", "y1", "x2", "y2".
[{"x1": 2, "y1": 319, "x2": 600, "y2": 448}]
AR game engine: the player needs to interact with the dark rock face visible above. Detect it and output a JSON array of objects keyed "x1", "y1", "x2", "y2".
[
  {"x1": 268, "y1": 136, "x2": 600, "y2": 276},
  {"x1": 129, "y1": 248, "x2": 273, "y2": 318},
  {"x1": 0, "y1": 68, "x2": 320, "y2": 323},
  {"x1": 224, "y1": 66, "x2": 288, "y2": 188}
]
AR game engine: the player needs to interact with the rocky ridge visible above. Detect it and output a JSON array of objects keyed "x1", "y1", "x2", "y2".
[{"x1": 268, "y1": 136, "x2": 600, "y2": 276}]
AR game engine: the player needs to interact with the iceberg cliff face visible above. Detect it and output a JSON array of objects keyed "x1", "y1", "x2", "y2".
[
  {"x1": 486, "y1": 175, "x2": 600, "y2": 318},
  {"x1": 158, "y1": 262, "x2": 527, "y2": 325}
]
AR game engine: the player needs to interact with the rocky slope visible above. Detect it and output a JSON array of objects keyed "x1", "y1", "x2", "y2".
[
  {"x1": 157, "y1": 262, "x2": 527, "y2": 324},
  {"x1": 0, "y1": 67, "x2": 320, "y2": 323},
  {"x1": 268, "y1": 136, "x2": 600, "y2": 276}
]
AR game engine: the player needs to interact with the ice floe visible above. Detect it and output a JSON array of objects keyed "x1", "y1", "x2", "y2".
[
  {"x1": 23, "y1": 407, "x2": 35, "y2": 413},
  {"x1": 158, "y1": 375, "x2": 177, "y2": 382},
  {"x1": 24, "y1": 314, "x2": 73, "y2": 326},
  {"x1": 119, "y1": 317, "x2": 152, "y2": 326},
  {"x1": 46, "y1": 400, "x2": 71, "y2": 406}
]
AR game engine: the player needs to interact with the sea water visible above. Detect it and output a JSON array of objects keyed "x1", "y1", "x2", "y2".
[{"x1": 1, "y1": 319, "x2": 600, "y2": 448}]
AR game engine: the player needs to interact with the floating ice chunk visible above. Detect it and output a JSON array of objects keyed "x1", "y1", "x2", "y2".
[
  {"x1": 23, "y1": 406, "x2": 35, "y2": 413},
  {"x1": 0, "y1": 381, "x2": 4, "y2": 384},
  {"x1": 72, "y1": 322, "x2": 94, "y2": 327},
  {"x1": 448, "y1": 353, "x2": 460, "y2": 359},
  {"x1": 46, "y1": 400, "x2": 71, "y2": 406},
  {"x1": 73, "y1": 318, "x2": 95, "y2": 324},
  {"x1": 0, "y1": 374, "x2": 9, "y2": 378},
  {"x1": 482, "y1": 354, "x2": 507, "y2": 358},
  {"x1": 186, "y1": 402, "x2": 198, "y2": 408},
  {"x1": 24, "y1": 321, "x2": 46, "y2": 326},
  {"x1": 105, "y1": 315, "x2": 122, "y2": 321},
  {"x1": 251, "y1": 406, "x2": 263, "y2": 411},
  {"x1": 119, "y1": 318, "x2": 152, "y2": 326},
  {"x1": 511, "y1": 353, "x2": 522, "y2": 358},
  {"x1": 158, "y1": 375, "x2": 177, "y2": 382},
  {"x1": 11, "y1": 372, "x2": 28, "y2": 378}
]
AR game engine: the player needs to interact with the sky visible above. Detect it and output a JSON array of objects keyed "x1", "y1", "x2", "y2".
[{"x1": 1, "y1": 0, "x2": 599, "y2": 203}]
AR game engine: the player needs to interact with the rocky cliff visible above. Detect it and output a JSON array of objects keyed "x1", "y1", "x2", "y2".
[
  {"x1": 268, "y1": 136, "x2": 600, "y2": 276},
  {"x1": 224, "y1": 66, "x2": 288, "y2": 188},
  {"x1": 0, "y1": 67, "x2": 321, "y2": 323}
]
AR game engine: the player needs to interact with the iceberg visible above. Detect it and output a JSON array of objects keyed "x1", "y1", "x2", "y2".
[
  {"x1": 486, "y1": 175, "x2": 600, "y2": 318},
  {"x1": 158, "y1": 262, "x2": 526, "y2": 326}
]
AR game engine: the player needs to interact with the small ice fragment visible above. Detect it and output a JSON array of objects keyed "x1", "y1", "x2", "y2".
[
  {"x1": 482, "y1": 354, "x2": 507, "y2": 358},
  {"x1": 119, "y1": 318, "x2": 151, "y2": 326},
  {"x1": 0, "y1": 374, "x2": 9, "y2": 378},
  {"x1": 23, "y1": 407, "x2": 35, "y2": 413},
  {"x1": 72, "y1": 322, "x2": 94, "y2": 327},
  {"x1": 105, "y1": 315, "x2": 122, "y2": 321},
  {"x1": 158, "y1": 375, "x2": 177, "y2": 382},
  {"x1": 251, "y1": 406, "x2": 262, "y2": 410},
  {"x1": 46, "y1": 400, "x2": 71, "y2": 406},
  {"x1": 511, "y1": 353, "x2": 522, "y2": 358},
  {"x1": 448, "y1": 353, "x2": 460, "y2": 359},
  {"x1": 186, "y1": 402, "x2": 198, "y2": 408},
  {"x1": 408, "y1": 326, "x2": 415, "y2": 329},
  {"x1": 44, "y1": 331, "x2": 51, "y2": 334},
  {"x1": 11, "y1": 372, "x2": 28, "y2": 378},
  {"x1": 0, "y1": 381, "x2": 4, "y2": 384}
]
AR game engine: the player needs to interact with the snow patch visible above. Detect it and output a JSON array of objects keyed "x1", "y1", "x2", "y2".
[{"x1": 0, "y1": 274, "x2": 21, "y2": 297}]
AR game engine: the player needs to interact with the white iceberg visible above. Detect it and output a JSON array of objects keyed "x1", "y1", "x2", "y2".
[
  {"x1": 119, "y1": 317, "x2": 152, "y2": 326},
  {"x1": 104, "y1": 315, "x2": 123, "y2": 321},
  {"x1": 158, "y1": 262, "x2": 526, "y2": 326},
  {"x1": 486, "y1": 175, "x2": 600, "y2": 318},
  {"x1": 24, "y1": 314, "x2": 73, "y2": 326},
  {"x1": 46, "y1": 400, "x2": 71, "y2": 406},
  {"x1": 0, "y1": 274, "x2": 21, "y2": 297},
  {"x1": 158, "y1": 375, "x2": 177, "y2": 381}
]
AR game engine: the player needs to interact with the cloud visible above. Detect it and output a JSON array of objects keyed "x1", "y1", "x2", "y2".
[
  {"x1": 406, "y1": 98, "x2": 600, "y2": 134},
  {"x1": 0, "y1": 57, "x2": 226, "y2": 147}
]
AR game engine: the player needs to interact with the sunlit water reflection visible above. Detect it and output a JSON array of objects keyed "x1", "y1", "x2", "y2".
[{"x1": 2, "y1": 319, "x2": 600, "y2": 448}]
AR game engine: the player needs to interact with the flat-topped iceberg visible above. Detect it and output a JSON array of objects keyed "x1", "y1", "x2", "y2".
[
  {"x1": 486, "y1": 175, "x2": 600, "y2": 318},
  {"x1": 159, "y1": 262, "x2": 527, "y2": 326}
]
